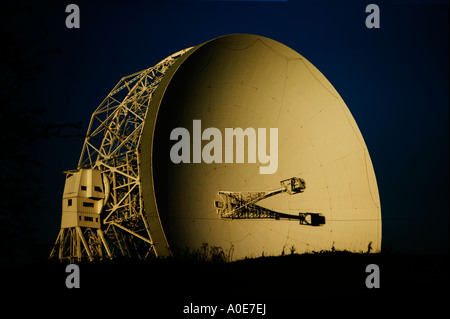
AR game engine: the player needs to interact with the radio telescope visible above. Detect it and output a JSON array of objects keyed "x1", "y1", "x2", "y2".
[{"x1": 50, "y1": 34, "x2": 381, "y2": 262}]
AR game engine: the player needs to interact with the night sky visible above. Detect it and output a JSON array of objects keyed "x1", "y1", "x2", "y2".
[{"x1": 1, "y1": 0, "x2": 448, "y2": 261}]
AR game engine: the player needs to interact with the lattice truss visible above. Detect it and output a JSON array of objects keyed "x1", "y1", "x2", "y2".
[
  {"x1": 215, "y1": 177, "x2": 325, "y2": 226},
  {"x1": 75, "y1": 49, "x2": 191, "y2": 260},
  {"x1": 217, "y1": 191, "x2": 281, "y2": 219}
]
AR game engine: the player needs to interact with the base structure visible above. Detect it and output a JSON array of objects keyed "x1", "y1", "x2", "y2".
[
  {"x1": 50, "y1": 227, "x2": 112, "y2": 262},
  {"x1": 49, "y1": 48, "x2": 191, "y2": 262}
]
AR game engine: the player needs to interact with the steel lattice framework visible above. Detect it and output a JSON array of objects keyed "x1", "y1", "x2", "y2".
[
  {"x1": 72, "y1": 48, "x2": 191, "y2": 260},
  {"x1": 215, "y1": 178, "x2": 325, "y2": 226}
]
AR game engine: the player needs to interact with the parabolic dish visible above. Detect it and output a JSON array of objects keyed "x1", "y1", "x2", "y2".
[{"x1": 140, "y1": 34, "x2": 381, "y2": 260}]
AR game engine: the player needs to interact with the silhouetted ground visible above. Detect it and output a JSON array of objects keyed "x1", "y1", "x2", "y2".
[{"x1": 2, "y1": 252, "x2": 448, "y2": 317}]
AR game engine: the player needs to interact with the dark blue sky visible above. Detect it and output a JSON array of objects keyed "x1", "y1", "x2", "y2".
[{"x1": 10, "y1": 0, "x2": 448, "y2": 254}]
